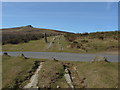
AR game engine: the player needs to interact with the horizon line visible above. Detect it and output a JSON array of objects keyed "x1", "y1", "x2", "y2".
[{"x1": 0, "y1": 25, "x2": 118, "y2": 33}]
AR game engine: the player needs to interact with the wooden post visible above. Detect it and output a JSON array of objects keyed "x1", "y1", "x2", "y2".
[{"x1": 44, "y1": 33, "x2": 47, "y2": 43}]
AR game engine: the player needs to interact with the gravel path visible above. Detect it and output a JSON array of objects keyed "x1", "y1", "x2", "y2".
[
  {"x1": 47, "y1": 37, "x2": 56, "y2": 49},
  {"x1": 2, "y1": 52, "x2": 118, "y2": 62}
]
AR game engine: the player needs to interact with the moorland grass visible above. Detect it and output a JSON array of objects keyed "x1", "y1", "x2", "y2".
[
  {"x1": 2, "y1": 56, "x2": 118, "y2": 88},
  {"x1": 3, "y1": 35, "x2": 118, "y2": 54},
  {"x1": 2, "y1": 55, "x2": 43, "y2": 88},
  {"x1": 64, "y1": 61, "x2": 118, "y2": 88},
  {"x1": 38, "y1": 60, "x2": 68, "y2": 88}
]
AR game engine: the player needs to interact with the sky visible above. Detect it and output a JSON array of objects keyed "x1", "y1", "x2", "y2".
[
  {"x1": 2, "y1": 2, "x2": 118, "y2": 33},
  {"x1": 1, "y1": 0, "x2": 120, "y2": 2}
]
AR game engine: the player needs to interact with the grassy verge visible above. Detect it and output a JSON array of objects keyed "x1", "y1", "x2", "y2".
[
  {"x1": 67, "y1": 61, "x2": 118, "y2": 88},
  {"x1": 2, "y1": 35, "x2": 118, "y2": 54},
  {"x1": 3, "y1": 55, "x2": 118, "y2": 88},
  {"x1": 2, "y1": 36, "x2": 54, "y2": 52},
  {"x1": 2, "y1": 55, "x2": 44, "y2": 88},
  {"x1": 38, "y1": 60, "x2": 68, "y2": 88}
]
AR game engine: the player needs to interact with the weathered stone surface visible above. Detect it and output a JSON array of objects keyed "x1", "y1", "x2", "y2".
[
  {"x1": 93, "y1": 56, "x2": 110, "y2": 62},
  {"x1": 67, "y1": 45, "x2": 71, "y2": 48},
  {"x1": 20, "y1": 53, "x2": 28, "y2": 59},
  {"x1": 44, "y1": 33, "x2": 48, "y2": 43},
  {"x1": 26, "y1": 25, "x2": 33, "y2": 28},
  {"x1": 3, "y1": 52, "x2": 10, "y2": 57},
  {"x1": 57, "y1": 85, "x2": 60, "y2": 88},
  {"x1": 51, "y1": 57, "x2": 58, "y2": 62},
  {"x1": 64, "y1": 68, "x2": 74, "y2": 89},
  {"x1": 24, "y1": 62, "x2": 44, "y2": 88}
]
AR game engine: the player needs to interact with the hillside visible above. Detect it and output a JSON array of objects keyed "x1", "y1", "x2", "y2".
[
  {"x1": 3, "y1": 31, "x2": 119, "y2": 54},
  {"x1": 1, "y1": 25, "x2": 71, "y2": 45},
  {"x1": 1, "y1": 25, "x2": 70, "y2": 34},
  {"x1": 2, "y1": 25, "x2": 119, "y2": 53}
]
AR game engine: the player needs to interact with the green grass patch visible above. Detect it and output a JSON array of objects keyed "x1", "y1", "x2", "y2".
[
  {"x1": 3, "y1": 36, "x2": 54, "y2": 52},
  {"x1": 2, "y1": 55, "x2": 118, "y2": 88},
  {"x1": 73, "y1": 61, "x2": 118, "y2": 88},
  {"x1": 2, "y1": 55, "x2": 43, "y2": 88},
  {"x1": 3, "y1": 35, "x2": 118, "y2": 54},
  {"x1": 38, "y1": 60, "x2": 67, "y2": 88}
]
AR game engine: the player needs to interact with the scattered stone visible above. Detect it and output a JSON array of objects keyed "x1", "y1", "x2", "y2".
[
  {"x1": 67, "y1": 45, "x2": 71, "y2": 48},
  {"x1": 64, "y1": 68, "x2": 74, "y2": 89},
  {"x1": 51, "y1": 57, "x2": 58, "y2": 62},
  {"x1": 74, "y1": 67, "x2": 77, "y2": 71},
  {"x1": 93, "y1": 56, "x2": 110, "y2": 63},
  {"x1": 43, "y1": 85, "x2": 45, "y2": 88},
  {"x1": 51, "y1": 57, "x2": 55, "y2": 60},
  {"x1": 65, "y1": 68, "x2": 69, "y2": 74},
  {"x1": 58, "y1": 38, "x2": 63, "y2": 50},
  {"x1": 59, "y1": 44, "x2": 63, "y2": 50},
  {"x1": 72, "y1": 77, "x2": 75, "y2": 79},
  {"x1": 26, "y1": 25, "x2": 33, "y2": 28},
  {"x1": 20, "y1": 53, "x2": 28, "y2": 59},
  {"x1": 3, "y1": 52, "x2": 10, "y2": 57},
  {"x1": 110, "y1": 40, "x2": 114, "y2": 42},
  {"x1": 57, "y1": 85, "x2": 60, "y2": 88},
  {"x1": 24, "y1": 62, "x2": 44, "y2": 89}
]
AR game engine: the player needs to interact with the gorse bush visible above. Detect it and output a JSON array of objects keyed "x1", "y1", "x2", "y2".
[
  {"x1": 64, "y1": 33, "x2": 78, "y2": 42},
  {"x1": 64, "y1": 31, "x2": 119, "y2": 41},
  {"x1": 2, "y1": 33, "x2": 44, "y2": 45},
  {"x1": 2, "y1": 25, "x2": 64, "y2": 45},
  {"x1": 64, "y1": 31, "x2": 119, "y2": 52},
  {"x1": 2, "y1": 31, "x2": 59, "y2": 45}
]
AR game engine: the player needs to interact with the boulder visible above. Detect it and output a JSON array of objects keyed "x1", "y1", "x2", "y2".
[
  {"x1": 51, "y1": 57, "x2": 58, "y2": 62},
  {"x1": 3, "y1": 52, "x2": 10, "y2": 57},
  {"x1": 57, "y1": 85, "x2": 60, "y2": 88},
  {"x1": 67, "y1": 45, "x2": 71, "y2": 48},
  {"x1": 93, "y1": 56, "x2": 110, "y2": 63},
  {"x1": 20, "y1": 53, "x2": 28, "y2": 59},
  {"x1": 26, "y1": 25, "x2": 33, "y2": 28}
]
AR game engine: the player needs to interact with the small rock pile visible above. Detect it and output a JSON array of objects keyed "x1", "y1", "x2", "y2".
[
  {"x1": 92, "y1": 56, "x2": 110, "y2": 63},
  {"x1": 3, "y1": 52, "x2": 10, "y2": 57}
]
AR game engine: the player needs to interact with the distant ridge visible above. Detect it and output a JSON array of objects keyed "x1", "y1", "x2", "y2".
[{"x1": 1, "y1": 25, "x2": 74, "y2": 34}]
